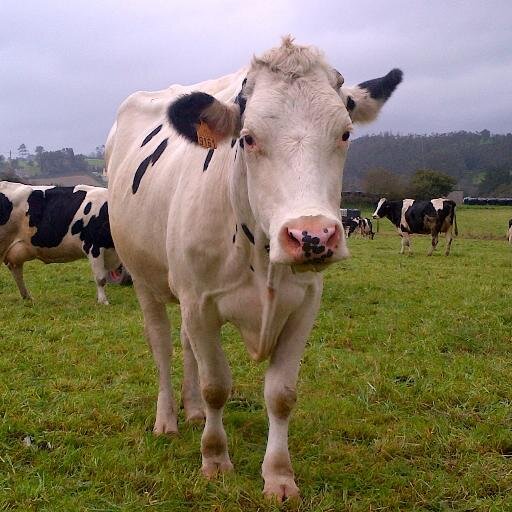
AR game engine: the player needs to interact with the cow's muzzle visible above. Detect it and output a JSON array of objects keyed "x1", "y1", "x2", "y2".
[{"x1": 274, "y1": 215, "x2": 348, "y2": 265}]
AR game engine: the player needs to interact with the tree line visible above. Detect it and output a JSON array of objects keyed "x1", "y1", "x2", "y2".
[
  {"x1": 0, "y1": 144, "x2": 105, "y2": 182},
  {"x1": 344, "y1": 130, "x2": 512, "y2": 198},
  {"x1": 3, "y1": 131, "x2": 511, "y2": 198}
]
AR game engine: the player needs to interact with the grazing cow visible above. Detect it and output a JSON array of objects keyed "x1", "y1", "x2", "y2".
[
  {"x1": 0, "y1": 181, "x2": 120, "y2": 304},
  {"x1": 342, "y1": 216, "x2": 375, "y2": 239},
  {"x1": 342, "y1": 216, "x2": 360, "y2": 237},
  {"x1": 372, "y1": 197, "x2": 457, "y2": 255},
  {"x1": 106, "y1": 37, "x2": 402, "y2": 500},
  {"x1": 508, "y1": 219, "x2": 512, "y2": 243},
  {"x1": 358, "y1": 217, "x2": 375, "y2": 239}
]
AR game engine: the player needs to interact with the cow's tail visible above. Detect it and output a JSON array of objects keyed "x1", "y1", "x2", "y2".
[{"x1": 453, "y1": 205, "x2": 458, "y2": 236}]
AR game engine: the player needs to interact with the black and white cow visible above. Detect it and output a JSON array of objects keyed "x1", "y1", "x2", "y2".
[
  {"x1": 372, "y1": 197, "x2": 457, "y2": 255},
  {"x1": 106, "y1": 37, "x2": 402, "y2": 500},
  {"x1": 508, "y1": 219, "x2": 512, "y2": 244},
  {"x1": 0, "y1": 181, "x2": 120, "y2": 303},
  {"x1": 358, "y1": 217, "x2": 375, "y2": 239},
  {"x1": 342, "y1": 216, "x2": 360, "y2": 237},
  {"x1": 342, "y1": 216, "x2": 375, "y2": 239}
]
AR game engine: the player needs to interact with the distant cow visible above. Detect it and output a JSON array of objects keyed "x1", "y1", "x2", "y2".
[
  {"x1": 342, "y1": 216, "x2": 375, "y2": 239},
  {"x1": 358, "y1": 217, "x2": 375, "y2": 239},
  {"x1": 342, "y1": 216, "x2": 360, "y2": 237},
  {"x1": 372, "y1": 197, "x2": 457, "y2": 255},
  {"x1": 508, "y1": 219, "x2": 512, "y2": 243},
  {"x1": 0, "y1": 181, "x2": 120, "y2": 303},
  {"x1": 106, "y1": 37, "x2": 402, "y2": 500}
]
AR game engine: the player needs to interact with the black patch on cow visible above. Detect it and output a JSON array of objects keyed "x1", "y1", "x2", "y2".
[
  {"x1": 71, "y1": 201, "x2": 115, "y2": 257},
  {"x1": 509, "y1": 219, "x2": 512, "y2": 229},
  {"x1": 0, "y1": 192, "x2": 13, "y2": 225},
  {"x1": 404, "y1": 201, "x2": 450, "y2": 235},
  {"x1": 232, "y1": 233, "x2": 236, "y2": 243},
  {"x1": 375, "y1": 200, "x2": 402, "y2": 228},
  {"x1": 132, "y1": 156, "x2": 152, "y2": 194},
  {"x1": 250, "y1": 265, "x2": 254, "y2": 272},
  {"x1": 231, "y1": 138, "x2": 237, "y2": 147},
  {"x1": 342, "y1": 217, "x2": 359, "y2": 237},
  {"x1": 358, "y1": 68, "x2": 403, "y2": 101},
  {"x1": 27, "y1": 187, "x2": 87, "y2": 248},
  {"x1": 203, "y1": 148, "x2": 214, "y2": 172},
  {"x1": 167, "y1": 92, "x2": 215, "y2": 144},
  {"x1": 141, "y1": 124, "x2": 163, "y2": 147},
  {"x1": 132, "y1": 138, "x2": 169, "y2": 193},
  {"x1": 234, "y1": 78, "x2": 248, "y2": 117},
  {"x1": 239, "y1": 138, "x2": 244, "y2": 149},
  {"x1": 241, "y1": 223, "x2": 255, "y2": 244},
  {"x1": 346, "y1": 96, "x2": 356, "y2": 111},
  {"x1": 84, "y1": 201, "x2": 92, "y2": 215},
  {"x1": 71, "y1": 219, "x2": 84, "y2": 236}
]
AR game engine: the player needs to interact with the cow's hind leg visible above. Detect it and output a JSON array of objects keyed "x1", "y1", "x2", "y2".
[
  {"x1": 6, "y1": 262, "x2": 32, "y2": 300},
  {"x1": 88, "y1": 251, "x2": 110, "y2": 305},
  {"x1": 428, "y1": 232, "x2": 439, "y2": 256},
  {"x1": 445, "y1": 226, "x2": 454, "y2": 256},
  {"x1": 182, "y1": 306, "x2": 233, "y2": 477},
  {"x1": 181, "y1": 329, "x2": 205, "y2": 423},
  {"x1": 135, "y1": 281, "x2": 178, "y2": 435}
]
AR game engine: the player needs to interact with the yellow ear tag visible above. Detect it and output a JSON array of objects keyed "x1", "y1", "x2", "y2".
[{"x1": 197, "y1": 121, "x2": 217, "y2": 149}]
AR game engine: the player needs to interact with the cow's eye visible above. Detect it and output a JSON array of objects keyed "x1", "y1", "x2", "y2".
[
  {"x1": 342, "y1": 132, "x2": 350, "y2": 141},
  {"x1": 244, "y1": 135, "x2": 254, "y2": 146}
]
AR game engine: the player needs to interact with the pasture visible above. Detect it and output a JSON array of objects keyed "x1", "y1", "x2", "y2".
[{"x1": 1, "y1": 206, "x2": 512, "y2": 511}]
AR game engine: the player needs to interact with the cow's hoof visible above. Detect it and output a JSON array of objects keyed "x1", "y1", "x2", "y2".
[
  {"x1": 263, "y1": 478, "x2": 300, "y2": 503},
  {"x1": 153, "y1": 418, "x2": 178, "y2": 436},
  {"x1": 185, "y1": 409, "x2": 205, "y2": 424},
  {"x1": 201, "y1": 458, "x2": 233, "y2": 479}
]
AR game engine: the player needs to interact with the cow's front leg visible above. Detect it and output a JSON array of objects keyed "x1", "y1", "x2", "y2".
[
  {"x1": 6, "y1": 262, "x2": 32, "y2": 300},
  {"x1": 262, "y1": 283, "x2": 322, "y2": 502},
  {"x1": 183, "y1": 307, "x2": 233, "y2": 477},
  {"x1": 180, "y1": 329, "x2": 205, "y2": 423},
  {"x1": 135, "y1": 281, "x2": 178, "y2": 434},
  {"x1": 402, "y1": 234, "x2": 412, "y2": 255},
  {"x1": 399, "y1": 233, "x2": 406, "y2": 254}
]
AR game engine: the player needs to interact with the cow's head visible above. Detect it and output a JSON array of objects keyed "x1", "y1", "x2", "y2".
[
  {"x1": 168, "y1": 37, "x2": 402, "y2": 269},
  {"x1": 372, "y1": 198, "x2": 389, "y2": 219}
]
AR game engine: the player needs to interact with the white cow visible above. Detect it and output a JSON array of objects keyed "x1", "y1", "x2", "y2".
[
  {"x1": 106, "y1": 37, "x2": 402, "y2": 500},
  {"x1": 0, "y1": 181, "x2": 120, "y2": 304}
]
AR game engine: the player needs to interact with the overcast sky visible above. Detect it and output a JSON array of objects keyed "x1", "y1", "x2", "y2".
[{"x1": 1, "y1": 0, "x2": 511, "y2": 156}]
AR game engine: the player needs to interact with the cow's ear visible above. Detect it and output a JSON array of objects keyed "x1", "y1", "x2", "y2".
[
  {"x1": 341, "y1": 69, "x2": 403, "y2": 124},
  {"x1": 168, "y1": 92, "x2": 241, "y2": 146}
]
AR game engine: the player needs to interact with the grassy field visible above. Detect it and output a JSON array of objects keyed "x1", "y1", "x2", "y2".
[{"x1": 1, "y1": 206, "x2": 512, "y2": 511}]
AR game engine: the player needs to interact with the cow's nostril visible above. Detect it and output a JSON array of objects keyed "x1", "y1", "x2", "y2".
[
  {"x1": 287, "y1": 229, "x2": 301, "y2": 247},
  {"x1": 323, "y1": 226, "x2": 337, "y2": 247}
]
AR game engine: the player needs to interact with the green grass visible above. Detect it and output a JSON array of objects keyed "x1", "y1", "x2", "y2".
[{"x1": 1, "y1": 206, "x2": 512, "y2": 511}]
